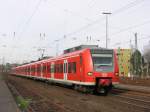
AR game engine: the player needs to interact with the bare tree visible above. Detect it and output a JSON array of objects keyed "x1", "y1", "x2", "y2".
[{"x1": 143, "y1": 42, "x2": 150, "y2": 77}]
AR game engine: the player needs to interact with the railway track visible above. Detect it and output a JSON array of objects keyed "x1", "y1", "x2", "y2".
[
  {"x1": 110, "y1": 88, "x2": 150, "y2": 111},
  {"x1": 5, "y1": 75, "x2": 150, "y2": 112}
]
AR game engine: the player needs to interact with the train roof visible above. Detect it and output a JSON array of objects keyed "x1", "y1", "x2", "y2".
[
  {"x1": 15, "y1": 48, "x2": 88, "y2": 68},
  {"x1": 15, "y1": 46, "x2": 113, "y2": 68},
  {"x1": 64, "y1": 45, "x2": 98, "y2": 54}
]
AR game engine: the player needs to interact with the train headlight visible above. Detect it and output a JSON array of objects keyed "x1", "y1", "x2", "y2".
[
  {"x1": 115, "y1": 73, "x2": 119, "y2": 76},
  {"x1": 87, "y1": 72, "x2": 93, "y2": 76}
]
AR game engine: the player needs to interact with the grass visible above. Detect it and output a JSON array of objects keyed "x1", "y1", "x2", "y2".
[{"x1": 16, "y1": 96, "x2": 31, "y2": 112}]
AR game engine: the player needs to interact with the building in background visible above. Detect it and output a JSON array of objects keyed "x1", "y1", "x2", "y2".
[{"x1": 116, "y1": 48, "x2": 132, "y2": 77}]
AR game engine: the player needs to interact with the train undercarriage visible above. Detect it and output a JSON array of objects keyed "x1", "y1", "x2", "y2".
[{"x1": 73, "y1": 78, "x2": 113, "y2": 95}]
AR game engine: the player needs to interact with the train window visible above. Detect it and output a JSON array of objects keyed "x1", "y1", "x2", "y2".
[
  {"x1": 30, "y1": 67, "x2": 32, "y2": 72},
  {"x1": 54, "y1": 64, "x2": 58, "y2": 73},
  {"x1": 57, "y1": 64, "x2": 61, "y2": 73},
  {"x1": 37, "y1": 66, "x2": 39, "y2": 72},
  {"x1": 57, "y1": 64, "x2": 59, "y2": 73},
  {"x1": 26, "y1": 68, "x2": 28, "y2": 72},
  {"x1": 56, "y1": 64, "x2": 58, "y2": 73},
  {"x1": 63, "y1": 63, "x2": 65, "y2": 73},
  {"x1": 48, "y1": 64, "x2": 51, "y2": 73},
  {"x1": 37, "y1": 65, "x2": 41, "y2": 72},
  {"x1": 80, "y1": 56, "x2": 82, "y2": 64},
  {"x1": 35, "y1": 66, "x2": 37, "y2": 72},
  {"x1": 33, "y1": 67, "x2": 35, "y2": 72},
  {"x1": 60, "y1": 64, "x2": 63, "y2": 73},
  {"x1": 54, "y1": 65, "x2": 56, "y2": 73},
  {"x1": 43, "y1": 65, "x2": 46, "y2": 73},
  {"x1": 68, "y1": 63, "x2": 71, "y2": 73},
  {"x1": 27, "y1": 67, "x2": 29, "y2": 72},
  {"x1": 31, "y1": 67, "x2": 34, "y2": 72},
  {"x1": 30, "y1": 66, "x2": 32, "y2": 73},
  {"x1": 72, "y1": 62, "x2": 76, "y2": 73}
]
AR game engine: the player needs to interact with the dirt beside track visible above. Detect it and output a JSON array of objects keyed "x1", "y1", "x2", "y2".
[
  {"x1": 120, "y1": 77, "x2": 150, "y2": 87},
  {"x1": 4, "y1": 74, "x2": 150, "y2": 112}
]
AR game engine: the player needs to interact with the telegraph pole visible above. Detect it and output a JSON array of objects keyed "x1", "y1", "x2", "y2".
[
  {"x1": 102, "y1": 12, "x2": 111, "y2": 48},
  {"x1": 135, "y1": 33, "x2": 138, "y2": 50}
]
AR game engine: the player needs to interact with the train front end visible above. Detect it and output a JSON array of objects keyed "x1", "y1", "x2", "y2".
[{"x1": 89, "y1": 48, "x2": 119, "y2": 94}]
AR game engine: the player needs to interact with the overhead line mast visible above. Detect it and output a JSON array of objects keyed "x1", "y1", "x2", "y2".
[{"x1": 102, "y1": 12, "x2": 112, "y2": 49}]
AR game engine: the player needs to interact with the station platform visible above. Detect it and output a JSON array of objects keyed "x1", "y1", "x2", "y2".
[
  {"x1": 0, "y1": 74, "x2": 20, "y2": 112},
  {"x1": 115, "y1": 83, "x2": 150, "y2": 93}
]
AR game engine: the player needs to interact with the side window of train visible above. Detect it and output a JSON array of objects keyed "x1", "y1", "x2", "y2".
[
  {"x1": 63, "y1": 63, "x2": 65, "y2": 73},
  {"x1": 28, "y1": 67, "x2": 30, "y2": 72},
  {"x1": 37, "y1": 65, "x2": 39, "y2": 72},
  {"x1": 49, "y1": 64, "x2": 51, "y2": 73},
  {"x1": 72, "y1": 62, "x2": 76, "y2": 73},
  {"x1": 57, "y1": 64, "x2": 62, "y2": 73},
  {"x1": 80, "y1": 55, "x2": 82, "y2": 64},
  {"x1": 31, "y1": 67, "x2": 33, "y2": 72},
  {"x1": 35, "y1": 65, "x2": 37, "y2": 72},
  {"x1": 43, "y1": 65, "x2": 46, "y2": 73},
  {"x1": 37, "y1": 65, "x2": 40, "y2": 72},
  {"x1": 60, "y1": 64, "x2": 63, "y2": 73},
  {"x1": 32, "y1": 67, "x2": 34, "y2": 72},
  {"x1": 54, "y1": 64, "x2": 58, "y2": 73},
  {"x1": 68, "y1": 62, "x2": 76, "y2": 73},
  {"x1": 68, "y1": 63, "x2": 71, "y2": 73},
  {"x1": 30, "y1": 66, "x2": 32, "y2": 73},
  {"x1": 57, "y1": 64, "x2": 59, "y2": 73}
]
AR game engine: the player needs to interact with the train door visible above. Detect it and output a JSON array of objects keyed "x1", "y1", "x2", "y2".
[
  {"x1": 41, "y1": 63, "x2": 43, "y2": 77},
  {"x1": 51, "y1": 62, "x2": 55, "y2": 79},
  {"x1": 30, "y1": 65, "x2": 32, "y2": 76},
  {"x1": 63, "y1": 60, "x2": 68, "y2": 80},
  {"x1": 79, "y1": 55, "x2": 84, "y2": 81}
]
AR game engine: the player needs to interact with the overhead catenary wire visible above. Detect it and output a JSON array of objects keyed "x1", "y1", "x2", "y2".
[
  {"x1": 64, "y1": 9, "x2": 93, "y2": 22},
  {"x1": 110, "y1": 20, "x2": 150, "y2": 37},
  {"x1": 18, "y1": 0, "x2": 42, "y2": 38},
  {"x1": 112, "y1": 0, "x2": 146, "y2": 16},
  {"x1": 11, "y1": 0, "x2": 149, "y2": 61},
  {"x1": 63, "y1": 0, "x2": 147, "y2": 38},
  {"x1": 87, "y1": 0, "x2": 97, "y2": 8},
  {"x1": 17, "y1": 0, "x2": 147, "y2": 44},
  {"x1": 90, "y1": 19, "x2": 150, "y2": 42},
  {"x1": 51, "y1": 18, "x2": 150, "y2": 54},
  {"x1": 112, "y1": 35, "x2": 150, "y2": 47}
]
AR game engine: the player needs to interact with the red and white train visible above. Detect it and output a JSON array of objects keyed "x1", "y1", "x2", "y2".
[{"x1": 11, "y1": 45, "x2": 119, "y2": 95}]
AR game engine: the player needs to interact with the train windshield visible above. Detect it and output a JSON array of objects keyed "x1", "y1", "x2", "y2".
[{"x1": 91, "y1": 49, "x2": 114, "y2": 72}]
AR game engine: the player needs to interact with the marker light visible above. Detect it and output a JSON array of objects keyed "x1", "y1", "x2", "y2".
[
  {"x1": 87, "y1": 72, "x2": 93, "y2": 76},
  {"x1": 115, "y1": 73, "x2": 119, "y2": 76}
]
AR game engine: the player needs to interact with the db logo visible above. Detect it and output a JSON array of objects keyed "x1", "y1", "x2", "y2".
[{"x1": 102, "y1": 73, "x2": 107, "y2": 77}]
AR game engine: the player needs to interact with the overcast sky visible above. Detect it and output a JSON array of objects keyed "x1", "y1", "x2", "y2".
[{"x1": 0, "y1": 0, "x2": 150, "y2": 64}]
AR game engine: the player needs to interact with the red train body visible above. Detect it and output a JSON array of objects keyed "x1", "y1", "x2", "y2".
[{"x1": 11, "y1": 47, "x2": 119, "y2": 95}]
